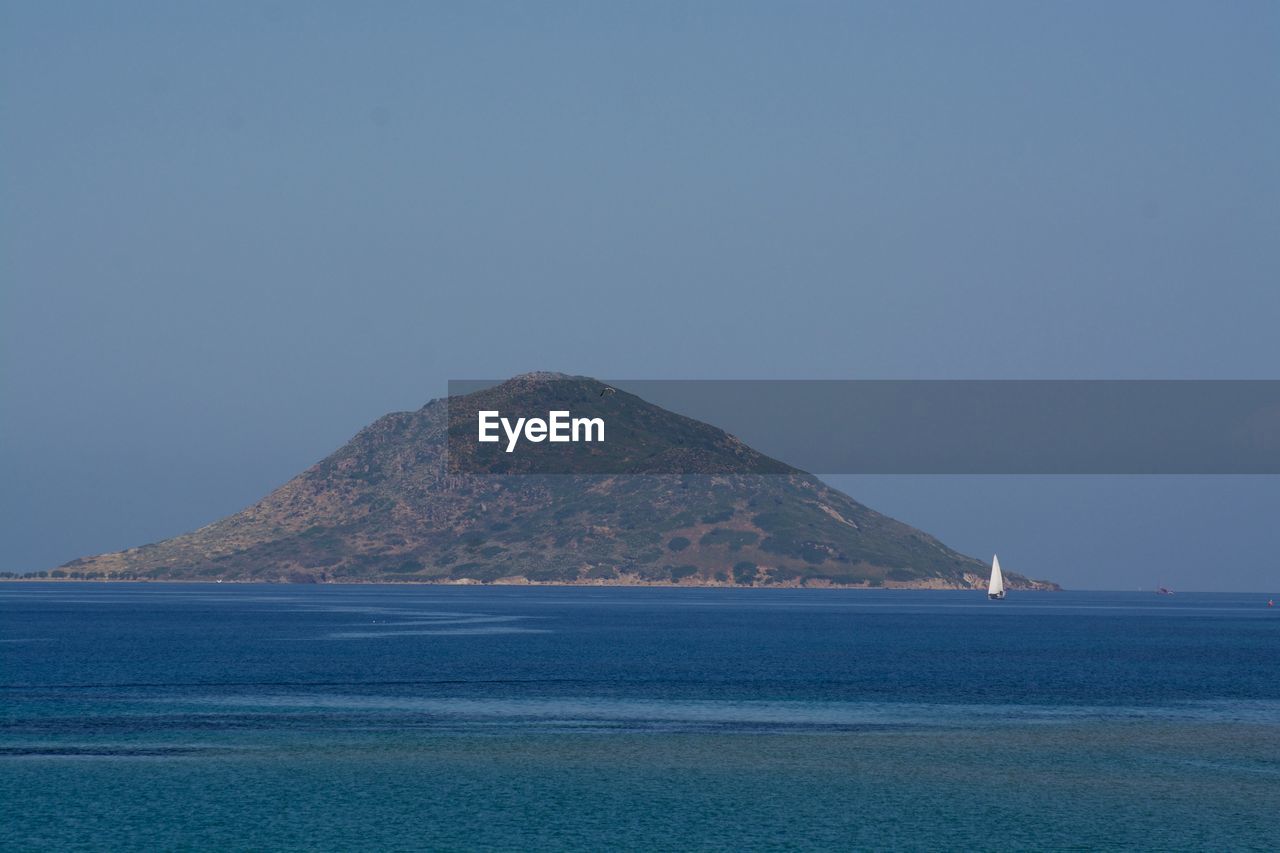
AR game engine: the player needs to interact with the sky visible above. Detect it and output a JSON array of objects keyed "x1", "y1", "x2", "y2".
[{"x1": 2, "y1": 1, "x2": 1278, "y2": 589}]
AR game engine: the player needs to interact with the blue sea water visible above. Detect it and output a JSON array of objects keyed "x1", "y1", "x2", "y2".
[{"x1": 1, "y1": 583, "x2": 1277, "y2": 851}]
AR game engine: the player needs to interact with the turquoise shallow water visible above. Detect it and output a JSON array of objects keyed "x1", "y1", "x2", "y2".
[{"x1": 2, "y1": 584, "x2": 1277, "y2": 850}]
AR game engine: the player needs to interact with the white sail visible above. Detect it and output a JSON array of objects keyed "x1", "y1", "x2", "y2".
[{"x1": 987, "y1": 554, "x2": 1005, "y2": 599}]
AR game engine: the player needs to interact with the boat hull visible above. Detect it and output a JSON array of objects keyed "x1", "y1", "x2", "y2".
[{"x1": 988, "y1": 592, "x2": 1006, "y2": 600}]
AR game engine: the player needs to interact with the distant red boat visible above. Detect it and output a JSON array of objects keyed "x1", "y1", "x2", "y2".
[{"x1": 1156, "y1": 587, "x2": 1174, "y2": 596}]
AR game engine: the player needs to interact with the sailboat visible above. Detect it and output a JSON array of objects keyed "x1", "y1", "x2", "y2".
[{"x1": 987, "y1": 555, "x2": 1006, "y2": 600}]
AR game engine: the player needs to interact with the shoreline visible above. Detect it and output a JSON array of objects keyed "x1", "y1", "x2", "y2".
[{"x1": 0, "y1": 576, "x2": 1061, "y2": 591}]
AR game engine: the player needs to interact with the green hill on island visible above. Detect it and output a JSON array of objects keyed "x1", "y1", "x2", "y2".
[{"x1": 55, "y1": 373, "x2": 1057, "y2": 589}]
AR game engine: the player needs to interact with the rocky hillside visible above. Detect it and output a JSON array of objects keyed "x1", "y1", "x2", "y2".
[{"x1": 58, "y1": 373, "x2": 1056, "y2": 589}]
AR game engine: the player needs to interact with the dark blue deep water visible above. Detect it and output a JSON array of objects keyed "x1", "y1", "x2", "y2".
[{"x1": 2, "y1": 584, "x2": 1277, "y2": 850}]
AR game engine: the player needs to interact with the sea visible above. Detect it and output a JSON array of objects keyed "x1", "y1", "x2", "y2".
[{"x1": 1, "y1": 583, "x2": 1277, "y2": 851}]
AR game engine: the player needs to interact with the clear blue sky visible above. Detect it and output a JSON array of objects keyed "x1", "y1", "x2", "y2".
[{"x1": 2, "y1": 2, "x2": 1277, "y2": 589}]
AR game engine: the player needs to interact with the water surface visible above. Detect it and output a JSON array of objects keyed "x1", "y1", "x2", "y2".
[{"x1": 2, "y1": 584, "x2": 1276, "y2": 850}]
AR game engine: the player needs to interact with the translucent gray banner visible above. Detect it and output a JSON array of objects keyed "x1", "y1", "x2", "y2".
[{"x1": 446, "y1": 378, "x2": 1280, "y2": 474}]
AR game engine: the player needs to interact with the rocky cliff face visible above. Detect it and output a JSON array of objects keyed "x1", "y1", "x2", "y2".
[{"x1": 60, "y1": 374, "x2": 1057, "y2": 589}]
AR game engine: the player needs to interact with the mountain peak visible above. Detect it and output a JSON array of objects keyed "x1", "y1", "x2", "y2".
[{"x1": 507, "y1": 370, "x2": 579, "y2": 382}]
